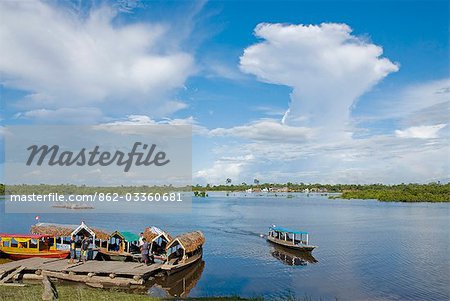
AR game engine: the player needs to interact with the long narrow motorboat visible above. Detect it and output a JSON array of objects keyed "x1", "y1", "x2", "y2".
[
  {"x1": 267, "y1": 226, "x2": 316, "y2": 252},
  {"x1": 161, "y1": 231, "x2": 205, "y2": 275},
  {"x1": 0, "y1": 233, "x2": 70, "y2": 260}
]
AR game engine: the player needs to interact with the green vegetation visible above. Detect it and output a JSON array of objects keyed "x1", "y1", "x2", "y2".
[
  {"x1": 0, "y1": 184, "x2": 190, "y2": 195},
  {"x1": 339, "y1": 183, "x2": 449, "y2": 202},
  {"x1": 0, "y1": 284, "x2": 258, "y2": 301},
  {"x1": 192, "y1": 182, "x2": 449, "y2": 203},
  {"x1": 1, "y1": 182, "x2": 448, "y2": 203},
  {"x1": 193, "y1": 191, "x2": 208, "y2": 197}
]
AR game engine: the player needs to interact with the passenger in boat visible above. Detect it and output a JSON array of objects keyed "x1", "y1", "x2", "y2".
[
  {"x1": 141, "y1": 238, "x2": 150, "y2": 265},
  {"x1": 68, "y1": 235, "x2": 76, "y2": 264}
]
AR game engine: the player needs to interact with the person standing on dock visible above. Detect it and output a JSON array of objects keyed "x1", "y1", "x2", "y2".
[
  {"x1": 68, "y1": 235, "x2": 76, "y2": 264},
  {"x1": 79, "y1": 237, "x2": 89, "y2": 263},
  {"x1": 141, "y1": 237, "x2": 150, "y2": 265},
  {"x1": 138, "y1": 232, "x2": 144, "y2": 247},
  {"x1": 87, "y1": 237, "x2": 94, "y2": 261}
]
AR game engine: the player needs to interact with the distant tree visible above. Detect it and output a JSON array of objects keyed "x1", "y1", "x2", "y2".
[
  {"x1": 226, "y1": 178, "x2": 232, "y2": 184},
  {"x1": 254, "y1": 179, "x2": 260, "y2": 185}
]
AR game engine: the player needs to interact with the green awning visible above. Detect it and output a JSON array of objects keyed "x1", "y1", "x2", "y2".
[{"x1": 120, "y1": 231, "x2": 140, "y2": 242}]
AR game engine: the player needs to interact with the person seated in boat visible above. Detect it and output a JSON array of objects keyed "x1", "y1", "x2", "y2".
[{"x1": 140, "y1": 238, "x2": 150, "y2": 265}]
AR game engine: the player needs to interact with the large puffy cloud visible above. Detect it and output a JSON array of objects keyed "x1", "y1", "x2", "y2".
[
  {"x1": 0, "y1": 0, "x2": 194, "y2": 117},
  {"x1": 194, "y1": 79, "x2": 449, "y2": 184},
  {"x1": 240, "y1": 23, "x2": 399, "y2": 133}
]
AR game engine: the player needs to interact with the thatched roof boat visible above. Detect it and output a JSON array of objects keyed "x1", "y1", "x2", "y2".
[
  {"x1": 31, "y1": 222, "x2": 110, "y2": 240},
  {"x1": 166, "y1": 231, "x2": 205, "y2": 254},
  {"x1": 162, "y1": 231, "x2": 205, "y2": 275},
  {"x1": 143, "y1": 226, "x2": 173, "y2": 256},
  {"x1": 143, "y1": 226, "x2": 173, "y2": 243}
]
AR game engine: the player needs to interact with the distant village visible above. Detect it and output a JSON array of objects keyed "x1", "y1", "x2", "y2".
[{"x1": 244, "y1": 187, "x2": 328, "y2": 193}]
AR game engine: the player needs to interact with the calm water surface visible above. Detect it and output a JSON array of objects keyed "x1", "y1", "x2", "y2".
[{"x1": 1, "y1": 193, "x2": 449, "y2": 300}]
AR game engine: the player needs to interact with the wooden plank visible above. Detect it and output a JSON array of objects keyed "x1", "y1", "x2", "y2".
[
  {"x1": 0, "y1": 262, "x2": 23, "y2": 274},
  {"x1": 0, "y1": 283, "x2": 26, "y2": 287},
  {"x1": 42, "y1": 270, "x2": 143, "y2": 286},
  {"x1": 0, "y1": 258, "x2": 161, "y2": 280},
  {"x1": 0, "y1": 266, "x2": 25, "y2": 283},
  {"x1": 42, "y1": 274, "x2": 58, "y2": 301}
]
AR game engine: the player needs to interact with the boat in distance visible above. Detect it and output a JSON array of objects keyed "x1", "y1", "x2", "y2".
[{"x1": 267, "y1": 226, "x2": 316, "y2": 252}]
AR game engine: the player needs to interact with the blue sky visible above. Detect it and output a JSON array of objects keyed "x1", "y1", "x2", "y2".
[{"x1": 0, "y1": 0, "x2": 449, "y2": 185}]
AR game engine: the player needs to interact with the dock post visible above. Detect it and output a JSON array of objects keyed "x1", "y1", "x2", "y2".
[{"x1": 42, "y1": 273, "x2": 58, "y2": 301}]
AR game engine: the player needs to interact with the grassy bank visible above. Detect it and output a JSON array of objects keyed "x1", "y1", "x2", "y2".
[
  {"x1": 338, "y1": 183, "x2": 449, "y2": 202},
  {"x1": 0, "y1": 284, "x2": 257, "y2": 301}
]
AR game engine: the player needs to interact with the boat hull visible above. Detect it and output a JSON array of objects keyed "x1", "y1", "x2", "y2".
[
  {"x1": 98, "y1": 249, "x2": 133, "y2": 262},
  {"x1": 161, "y1": 251, "x2": 202, "y2": 275},
  {"x1": 267, "y1": 236, "x2": 316, "y2": 252},
  {"x1": 1, "y1": 250, "x2": 70, "y2": 260}
]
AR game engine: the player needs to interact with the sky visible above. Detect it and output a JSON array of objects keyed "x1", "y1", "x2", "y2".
[{"x1": 0, "y1": 0, "x2": 449, "y2": 185}]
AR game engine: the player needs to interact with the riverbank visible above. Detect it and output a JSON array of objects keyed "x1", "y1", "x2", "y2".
[
  {"x1": 1, "y1": 183, "x2": 448, "y2": 202},
  {"x1": 0, "y1": 284, "x2": 258, "y2": 301},
  {"x1": 195, "y1": 183, "x2": 450, "y2": 202}
]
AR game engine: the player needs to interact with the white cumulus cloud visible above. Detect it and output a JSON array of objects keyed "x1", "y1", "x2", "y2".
[
  {"x1": 240, "y1": 23, "x2": 399, "y2": 134},
  {"x1": 0, "y1": 0, "x2": 195, "y2": 117}
]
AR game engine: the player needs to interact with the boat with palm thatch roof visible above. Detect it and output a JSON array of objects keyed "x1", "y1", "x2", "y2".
[
  {"x1": 161, "y1": 231, "x2": 205, "y2": 275},
  {"x1": 144, "y1": 226, "x2": 173, "y2": 260},
  {"x1": 98, "y1": 231, "x2": 140, "y2": 262},
  {"x1": 30, "y1": 222, "x2": 110, "y2": 260}
]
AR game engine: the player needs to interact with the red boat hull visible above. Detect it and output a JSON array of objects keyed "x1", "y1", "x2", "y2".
[{"x1": 3, "y1": 251, "x2": 69, "y2": 261}]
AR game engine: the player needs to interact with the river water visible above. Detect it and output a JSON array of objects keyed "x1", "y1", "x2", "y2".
[{"x1": 0, "y1": 193, "x2": 449, "y2": 300}]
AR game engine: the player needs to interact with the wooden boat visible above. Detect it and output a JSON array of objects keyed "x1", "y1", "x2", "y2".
[
  {"x1": 144, "y1": 226, "x2": 173, "y2": 260},
  {"x1": 98, "y1": 231, "x2": 140, "y2": 261},
  {"x1": 31, "y1": 221, "x2": 110, "y2": 260},
  {"x1": 150, "y1": 260, "x2": 205, "y2": 297},
  {"x1": 161, "y1": 231, "x2": 205, "y2": 275},
  {"x1": 267, "y1": 226, "x2": 316, "y2": 252},
  {"x1": 0, "y1": 233, "x2": 70, "y2": 260}
]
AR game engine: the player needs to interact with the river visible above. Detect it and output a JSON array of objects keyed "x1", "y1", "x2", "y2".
[{"x1": 0, "y1": 193, "x2": 449, "y2": 300}]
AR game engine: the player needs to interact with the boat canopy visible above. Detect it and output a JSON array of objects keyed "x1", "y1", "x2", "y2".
[
  {"x1": 121, "y1": 231, "x2": 140, "y2": 242},
  {"x1": 269, "y1": 227, "x2": 308, "y2": 235},
  {"x1": 0, "y1": 233, "x2": 47, "y2": 239},
  {"x1": 144, "y1": 226, "x2": 173, "y2": 243},
  {"x1": 166, "y1": 231, "x2": 205, "y2": 254},
  {"x1": 31, "y1": 222, "x2": 109, "y2": 240}
]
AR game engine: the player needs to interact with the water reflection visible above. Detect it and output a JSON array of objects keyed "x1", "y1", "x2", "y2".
[
  {"x1": 147, "y1": 260, "x2": 205, "y2": 297},
  {"x1": 270, "y1": 244, "x2": 318, "y2": 266}
]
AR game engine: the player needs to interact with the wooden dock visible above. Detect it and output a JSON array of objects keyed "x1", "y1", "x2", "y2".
[{"x1": 0, "y1": 258, "x2": 162, "y2": 287}]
